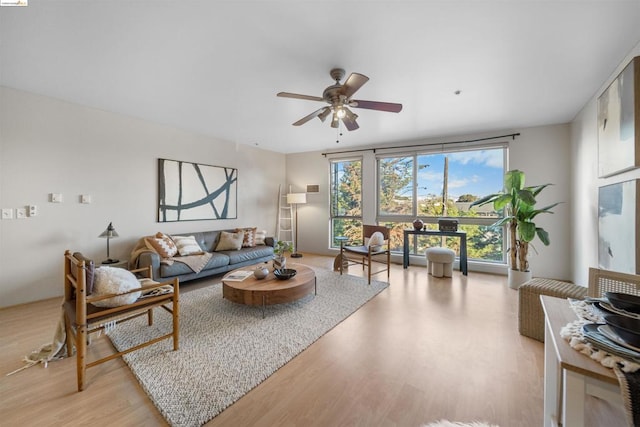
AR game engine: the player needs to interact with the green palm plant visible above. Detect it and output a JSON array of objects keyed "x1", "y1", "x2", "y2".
[{"x1": 470, "y1": 169, "x2": 559, "y2": 272}]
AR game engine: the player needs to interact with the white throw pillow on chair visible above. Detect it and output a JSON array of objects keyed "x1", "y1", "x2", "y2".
[
  {"x1": 92, "y1": 266, "x2": 142, "y2": 307},
  {"x1": 365, "y1": 231, "x2": 385, "y2": 252}
]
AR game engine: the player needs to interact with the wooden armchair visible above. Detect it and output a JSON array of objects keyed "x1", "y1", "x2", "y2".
[
  {"x1": 340, "y1": 225, "x2": 391, "y2": 284},
  {"x1": 63, "y1": 250, "x2": 179, "y2": 391}
]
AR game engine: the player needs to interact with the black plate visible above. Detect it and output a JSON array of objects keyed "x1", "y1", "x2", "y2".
[
  {"x1": 274, "y1": 268, "x2": 297, "y2": 280},
  {"x1": 606, "y1": 292, "x2": 640, "y2": 314},
  {"x1": 604, "y1": 314, "x2": 640, "y2": 348}
]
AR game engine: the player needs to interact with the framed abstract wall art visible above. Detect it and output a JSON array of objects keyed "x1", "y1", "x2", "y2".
[
  {"x1": 598, "y1": 179, "x2": 640, "y2": 274},
  {"x1": 597, "y1": 56, "x2": 640, "y2": 178},
  {"x1": 158, "y1": 158, "x2": 237, "y2": 222}
]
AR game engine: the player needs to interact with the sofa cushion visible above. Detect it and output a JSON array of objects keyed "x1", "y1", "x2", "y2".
[
  {"x1": 160, "y1": 253, "x2": 230, "y2": 277},
  {"x1": 146, "y1": 232, "x2": 178, "y2": 258},
  {"x1": 221, "y1": 245, "x2": 275, "y2": 264},
  {"x1": 215, "y1": 231, "x2": 244, "y2": 251},
  {"x1": 255, "y1": 230, "x2": 267, "y2": 245},
  {"x1": 171, "y1": 235, "x2": 205, "y2": 256},
  {"x1": 235, "y1": 227, "x2": 257, "y2": 247}
]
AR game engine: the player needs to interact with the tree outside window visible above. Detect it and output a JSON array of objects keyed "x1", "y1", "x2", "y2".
[{"x1": 330, "y1": 158, "x2": 362, "y2": 246}]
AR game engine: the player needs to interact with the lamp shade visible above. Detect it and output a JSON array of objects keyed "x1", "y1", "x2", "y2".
[
  {"x1": 98, "y1": 222, "x2": 119, "y2": 239},
  {"x1": 286, "y1": 193, "x2": 307, "y2": 204}
]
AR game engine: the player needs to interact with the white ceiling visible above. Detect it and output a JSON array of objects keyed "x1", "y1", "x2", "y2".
[{"x1": 2, "y1": 1, "x2": 640, "y2": 154}]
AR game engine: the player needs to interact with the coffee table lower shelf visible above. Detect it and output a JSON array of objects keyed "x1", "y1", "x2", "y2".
[{"x1": 222, "y1": 264, "x2": 316, "y2": 318}]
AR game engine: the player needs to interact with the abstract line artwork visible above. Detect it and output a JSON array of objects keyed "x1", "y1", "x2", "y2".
[{"x1": 158, "y1": 158, "x2": 237, "y2": 222}]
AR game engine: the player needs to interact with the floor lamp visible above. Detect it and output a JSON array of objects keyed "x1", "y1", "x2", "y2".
[{"x1": 287, "y1": 192, "x2": 307, "y2": 258}]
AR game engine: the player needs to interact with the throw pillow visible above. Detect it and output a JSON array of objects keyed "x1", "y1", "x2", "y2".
[
  {"x1": 366, "y1": 231, "x2": 385, "y2": 252},
  {"x1": 235, "y1": 227, "x2": 257, "y2": 248},
  {"x1": 91, "y1": 267, "x2": 141, "y2": 307},
  {"x1": 215, "y1": 231, "x2": 244, "y2": 251},
  {"x1": 145, "y1": 232, "x2": 178, "y2": 258},
  {"x1": 171, "y1": 235, "x2": 205, "y2": 256},
  {"x1": 255, "y1": 230, "x2": 267, "y2": 245}
]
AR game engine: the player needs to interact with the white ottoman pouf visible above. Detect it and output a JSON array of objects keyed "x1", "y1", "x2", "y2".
[{"x1": 426, "y1": 247, "x2": 455, "y2": 278}]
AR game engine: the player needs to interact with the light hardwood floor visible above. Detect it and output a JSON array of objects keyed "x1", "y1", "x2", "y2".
[{"x1": 0, "y1": 254, "x2": 600, "y2": 426}]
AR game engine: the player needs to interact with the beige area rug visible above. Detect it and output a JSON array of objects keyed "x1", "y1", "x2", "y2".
[{"x1": 108, "y1": 267, "x2": 388, "y2": 427}]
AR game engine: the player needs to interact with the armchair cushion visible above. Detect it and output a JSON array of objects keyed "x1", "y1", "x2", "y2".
[{"x1": 91, "y1": 266, "x2": 141, "y2": 307}]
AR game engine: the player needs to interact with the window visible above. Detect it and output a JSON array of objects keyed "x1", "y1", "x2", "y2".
[
  {"x1": 377, "y1": 146, "x2": 506, "y2": 263},
  {"x1": 330, "y1": 158, "x2": 362, "y2": 247}
]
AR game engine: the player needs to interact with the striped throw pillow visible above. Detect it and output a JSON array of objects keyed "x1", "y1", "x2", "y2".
[{"x1": 171, "y1": 235, "x2": 204, "y2": 256}]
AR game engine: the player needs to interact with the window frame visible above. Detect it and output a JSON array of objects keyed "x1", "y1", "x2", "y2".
[
  {"x1": 329, "y1": 157, "x2": 363, "y2": 249},
  {"x1": 375, "y1": 144, "x2": 508, "y2": 263}
]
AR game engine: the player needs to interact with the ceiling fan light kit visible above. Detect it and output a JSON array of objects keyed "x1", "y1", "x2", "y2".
[{"x1": 277, "y1": 68, "x2": 402, "y2": 132}]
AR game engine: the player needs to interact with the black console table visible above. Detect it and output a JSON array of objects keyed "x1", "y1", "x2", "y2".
[{"x1": 403, "y1": 229, "x2": 468, "y2": 275}]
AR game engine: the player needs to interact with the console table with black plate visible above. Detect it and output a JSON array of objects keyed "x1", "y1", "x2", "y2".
[{"x1": 403, "y1": 229, "x2": 468, "y2": 275}]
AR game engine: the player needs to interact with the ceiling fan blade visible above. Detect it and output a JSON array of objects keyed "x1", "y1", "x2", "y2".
[
  {"x1": 341, "y1": 73, "x2": 369, "y2": 98},
  {"x1": 293, "y1": 107, "x2": 328, "y2": 126},
  {"x1": 342, "y1": 108, "x2": 359, "y2": 131},
  {"x1": 350, "y1": 99, "x2": 403, "y2": 113},
  {"x1": 277, "y1": 92, "x2": 324, "y2": 102}
]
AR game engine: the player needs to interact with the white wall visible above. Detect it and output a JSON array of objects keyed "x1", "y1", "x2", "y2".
[
  {"x1": 286, "y1": 124, "x2": 572, "y2": 281},
  {"x1": 0, "y1": 87, "x2": 285, "y2": 307},
  {"x1": 571, "y1": 41, "x2": 640, "y2": 287}
]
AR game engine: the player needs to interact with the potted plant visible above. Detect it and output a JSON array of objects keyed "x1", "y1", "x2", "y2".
[
  {"x1": 470, "y1": 169, "x2": 559, "y2": 289},
  {"x1": 273, "y1": 240, "x2": 293, "y2": 270}
]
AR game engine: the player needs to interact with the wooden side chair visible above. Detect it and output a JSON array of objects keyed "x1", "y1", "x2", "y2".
[
  {"x1": 588, "y1": 267, "x2": 640, "y2": 297},
  {"x1": 340, "y1": 225, "x2": 391, "y2": 284},
  {"x1": 63, "y1": 250, "x2": 179, "y2": 391}
]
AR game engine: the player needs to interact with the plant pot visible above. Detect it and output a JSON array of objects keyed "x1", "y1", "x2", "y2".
[
  {"x1": 273, "y1": 256, "x2": 286, "y2": 271},
  {"x1": 508, "y1": 269, "x2": 532, "y2": 290}
]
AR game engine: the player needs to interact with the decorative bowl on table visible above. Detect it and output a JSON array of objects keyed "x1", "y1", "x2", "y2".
[
  {"x1": 604, "y1": 314, "x2": 640, "y2": 347},
  {"x1": 274, "y1": 268, "x2": 297, "y2": 280},
  {"x1": 606, "y1": 292, "x2": 640, "y2": 314}
]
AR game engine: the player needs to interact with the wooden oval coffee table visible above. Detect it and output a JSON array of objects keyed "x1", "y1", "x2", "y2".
[{"x1": 222, "y1": 263, "x2": 316, "y2": 317}]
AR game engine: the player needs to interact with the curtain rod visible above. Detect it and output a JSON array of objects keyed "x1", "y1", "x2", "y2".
[{"x1": 321, "y1": 132, "x2": 520, "y2": 157}]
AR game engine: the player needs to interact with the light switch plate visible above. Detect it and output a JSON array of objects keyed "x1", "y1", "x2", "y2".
[
  {"x1": 50, "y1": 193, "x2": 63, "y2": 203},
  {"x1": 1, "y1": 208, "x2": 13, "y2": 220},
  {"x1": 80, "y1": 194, "x2": 91, "y2": 204},
  {"x1": 16, "y1": 207, "x2": 27, "y2": 219}
]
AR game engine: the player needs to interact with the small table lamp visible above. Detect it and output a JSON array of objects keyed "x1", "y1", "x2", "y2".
[
  {"x1": 99, "y1": 222, "x2": 119, "y2": 264},
  {"x1": 286, "y1": 192, "x2": 307, "y2": 258}
]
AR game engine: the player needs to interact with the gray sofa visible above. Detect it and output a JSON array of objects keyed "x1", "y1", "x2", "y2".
[{"x1": 134, "y1": 230, "x2": 275, "y2": 283}]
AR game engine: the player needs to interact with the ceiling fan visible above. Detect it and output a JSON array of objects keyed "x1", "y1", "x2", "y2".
[{"x1": 277, "y1": 68, "x2": 403, "y2": 131}]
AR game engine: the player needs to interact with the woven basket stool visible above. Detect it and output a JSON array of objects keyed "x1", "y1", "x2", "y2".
[
  {"x1": 426, "y1": 247, "x2": 455, "y2": 278},
  {"x1": 518, "y1": 278, "x2": 587, "y2": 342}
]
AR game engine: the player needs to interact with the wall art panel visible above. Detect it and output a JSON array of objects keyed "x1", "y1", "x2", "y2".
[
  {"x1": 598, "y1": 179, "x2": 640, "y2": 274},
  {"x1": 158, "y1": 158, "x2": 237, "y2": 222}
]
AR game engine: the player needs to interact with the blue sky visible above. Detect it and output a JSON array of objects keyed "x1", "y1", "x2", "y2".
[{"x1": 417, "y1": 149, "x2": 504, "y2": 200}]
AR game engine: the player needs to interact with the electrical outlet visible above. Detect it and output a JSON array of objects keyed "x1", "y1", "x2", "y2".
[
  {"x1": 28, "y1": 205, "x2": 37, "y2": 216},
  {"x1": 1, "y1": 208, "x2": 13, "y2": 220},
  {"x1": 16, "y1": 207, "x2": 27, "y2": 219}
]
